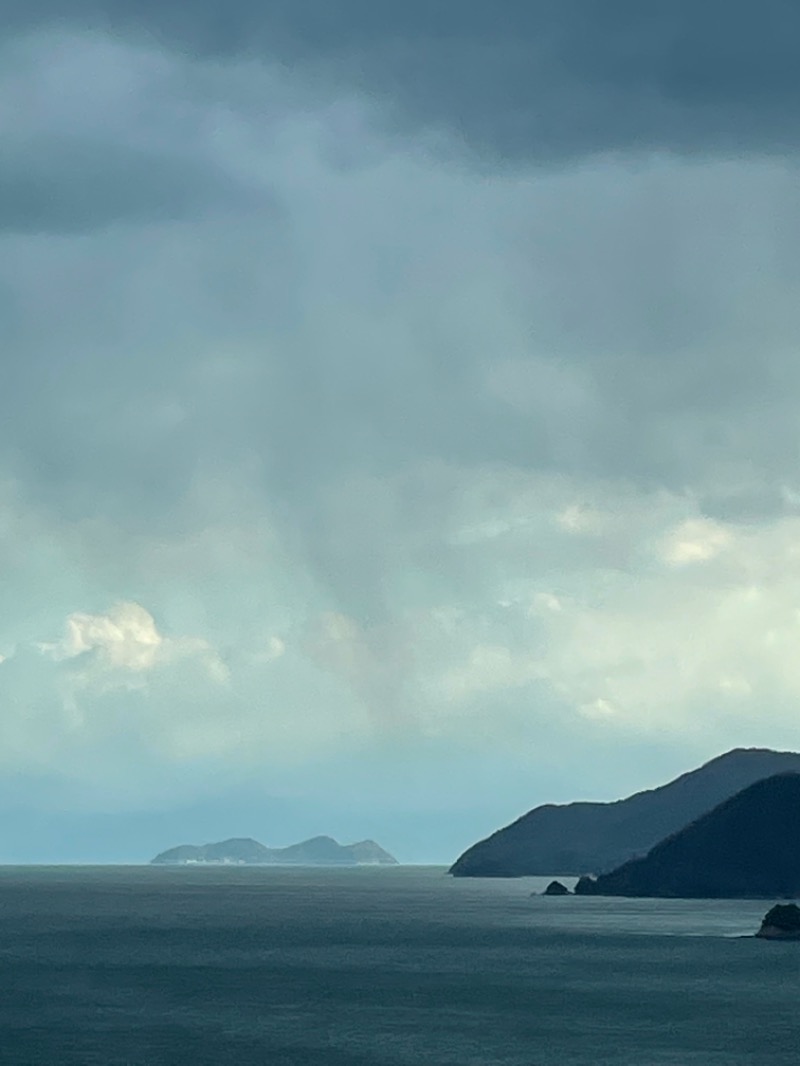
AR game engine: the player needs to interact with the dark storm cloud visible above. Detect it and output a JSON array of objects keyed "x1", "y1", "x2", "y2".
[
  {"x1": 7, "y1": 0, "x2": 800, "y2": 161},
  {"x1": 3, "y1": 1, "x2": 800, "y2": 820},
  {"x1": 0, "y1": 137, "x2": 252, "y2": 234}
]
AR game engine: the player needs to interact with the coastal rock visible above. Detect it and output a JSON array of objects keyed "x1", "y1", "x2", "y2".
[
  {"x1": 756, "y1": 903, "x2": 800, "y2": 939},
  {"x1": 542, "y1": 880, "x2": 570, "y2": 896},
  {"x1": 574, "y1": 876, "x2": 598, "y2": 896}
]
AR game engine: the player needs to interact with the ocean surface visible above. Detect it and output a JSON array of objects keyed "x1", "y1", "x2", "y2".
[{"x1": 0, "y1": 865, "x2": 798, "y2": 1065}]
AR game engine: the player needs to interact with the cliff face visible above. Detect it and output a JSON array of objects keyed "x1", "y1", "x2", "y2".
[
  {"x1": 576, "y1": 773, "x2": 800, "y2": 899},
  {"x1": 450, "y1": 748, "x2": 800, "y2": 877}
]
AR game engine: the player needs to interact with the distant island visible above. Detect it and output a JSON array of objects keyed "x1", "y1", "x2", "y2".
[
  {"x1": 151, "y1": 835, "x2": 398, "y2": 866},
  {"x1": 573, "y1": 773, "x2": 800, "y2": 898},
  {"x1": 450, "y1": 748, "x2": 800, "y2": 877}
]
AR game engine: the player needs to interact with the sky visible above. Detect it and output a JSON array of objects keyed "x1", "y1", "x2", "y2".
[{"x1": 3, "y1": 1, "x2": 800, "y2": 863}]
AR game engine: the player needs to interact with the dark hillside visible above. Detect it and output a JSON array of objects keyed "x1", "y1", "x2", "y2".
[
  {"x1": 450, "y1": 748, "x2": 800, "y2": 876},
  {"x1": 576, "y1": 773, "x2": 800, "y2": 898}
]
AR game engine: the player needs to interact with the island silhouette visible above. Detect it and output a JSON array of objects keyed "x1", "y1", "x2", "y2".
[
  {"x1": 451, "y1": 748, "x2": 800, "y2": 878},
  {"x1": 151, "y1": 836, "x2": 398, "y2": 866}
]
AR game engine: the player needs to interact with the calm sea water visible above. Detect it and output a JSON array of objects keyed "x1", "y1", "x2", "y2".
[{"x1": 0, "y1": 865, "x2": 797, "y2": 1065}]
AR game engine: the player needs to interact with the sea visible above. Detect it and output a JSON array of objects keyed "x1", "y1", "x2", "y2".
[{"x1": 0, "y1": 865, "x2": 798, "y2": 1066}]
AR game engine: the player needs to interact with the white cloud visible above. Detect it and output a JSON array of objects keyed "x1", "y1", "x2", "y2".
[
  {"x1": 528, "y1": 514, "x2": 800, "y2": 739},
  {"x1": 39, "y1": 601, "x2": 225, "y2": 679},
  {"x1": 530, "y1": 592, "x2": 563, "y2": 614},
  {"x1": 581, "y1": 698, "x2": 618, "y2": 720},
  {"x1": 436, "y1": 643, "x2": 541, "y2": 704},
  {"x1": 658, "y1": 517, "x2": 733, "y2": 565},
  {"x1": 41, "y1": 602, "x2": 160, "y2": 669},
  {"x1": 556, "y1": 504, "x2": 608, "y2": 536},
  {"x1": 258, "y1": 635, "x2": 286, "y2": 662}
]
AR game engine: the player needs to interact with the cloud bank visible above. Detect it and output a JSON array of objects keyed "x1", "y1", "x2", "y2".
[{"x1": 2, "y1": 6, "x2": 800, "y2": 854}]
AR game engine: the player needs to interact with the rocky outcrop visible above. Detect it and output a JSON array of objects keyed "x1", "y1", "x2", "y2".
[
  {"x1": 574, "y1": 876, "x2": 598, "y2": 896},
  {"x1": 542, "y1": 880, "x2": 570, "y2": 896},
  {"x1": 756, "y1": 904, "x2": 800, "y2": 939}
]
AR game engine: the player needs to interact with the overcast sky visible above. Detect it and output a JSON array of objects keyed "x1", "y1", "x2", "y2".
[{"x1": 3, "y1": 1, "x2": 800, "y2": 862}]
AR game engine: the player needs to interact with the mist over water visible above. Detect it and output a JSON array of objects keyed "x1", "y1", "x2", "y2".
[{"x1": 1, "y1": 865, "x2": 798, "y2": 1065}]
